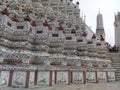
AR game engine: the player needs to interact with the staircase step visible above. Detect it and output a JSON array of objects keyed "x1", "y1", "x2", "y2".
[{"x1": 112, "y1": 62, "x2": 120, "y2": 81}]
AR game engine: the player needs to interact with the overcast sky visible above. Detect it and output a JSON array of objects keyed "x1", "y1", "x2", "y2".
[{"x1": 73, "y1": 0, "x2": 120, "y2": 46}]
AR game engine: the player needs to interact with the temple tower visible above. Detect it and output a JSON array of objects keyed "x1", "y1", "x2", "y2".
[
  {"x1": 96, "y1": 12, "x2": 105, "y2": 41},
  {"x1": 114, "y1": 12, "x2": 120, "y2": 47}
]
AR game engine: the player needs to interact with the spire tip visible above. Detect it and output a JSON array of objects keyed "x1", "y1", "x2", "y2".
[{"x1": 98, "y1": 8, "x2": 100, "y2": 14}]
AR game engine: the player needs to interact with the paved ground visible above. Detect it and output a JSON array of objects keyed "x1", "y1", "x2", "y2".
[{"x1": 2, "y1": 81, "x2": 120, "y2": 90}]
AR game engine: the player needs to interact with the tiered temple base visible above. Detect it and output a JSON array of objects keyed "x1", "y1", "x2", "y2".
[{"x1": 0, "y1": 65, "x2": 116, "y2": 88}]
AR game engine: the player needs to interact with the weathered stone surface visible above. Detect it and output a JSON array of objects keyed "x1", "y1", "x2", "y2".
[{"x1": 3, "y1": 82, "x2": 120, "y2": 90}]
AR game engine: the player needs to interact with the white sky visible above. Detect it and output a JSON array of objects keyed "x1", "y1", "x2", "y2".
[{"x1": 73, "y1": 0, "x2": 120, "y2": 46}]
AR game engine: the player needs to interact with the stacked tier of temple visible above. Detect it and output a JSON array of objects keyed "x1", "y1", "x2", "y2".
[{"x1": 0, "y1": 0, "x2": 116, "y2": 88}]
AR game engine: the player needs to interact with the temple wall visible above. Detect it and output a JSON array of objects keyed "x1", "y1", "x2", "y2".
[
  {"x1": 0, "y1": 0, "x2": 118, "y2": 89},
  {"x1": 0, "y1": 70, "x2": 116, "y2": 88}
]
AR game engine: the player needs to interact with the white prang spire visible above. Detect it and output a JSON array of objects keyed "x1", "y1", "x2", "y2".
[
  {"x1": 96, "y1": 10, "x2": 105, "y2": 41},
  {"x1": 97, "y1": 10, "x2": 104, "y2": 30}
]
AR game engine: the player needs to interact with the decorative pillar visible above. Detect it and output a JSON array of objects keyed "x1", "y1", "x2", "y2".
[
  {"x1": 54, "y1": 71, "x2": 57, "y2": 84},
  {"x1": 68, "y1": 71, "x2": 71, "y2": 85},
  {"x1": 115, "y1": 71, "x2": 117, "y2": 81},
  {"x1": 71, "y1": 71, "x2": 73, "y2": 83},
  {"x1": 49, "y1": 71, "x2": 52, "y2": 86},
  {"x1": 0, "y1": 70, "x2": 1, "y2": 77},
  {"x1": 83, "y1": 71, "x2": 86, "y2": 84},
  {"x1": 34, "y1": 71, "x2": 38, "y2": 85},
  {"x1": 8, "y1": 70, "x2": 13, "y2": 86},
  {"x1": 95, "y1": 71, "x2": 98, "y2": 83},
  {"x1": 25, "y1": 71, "x2": 30, "y2": 88},
  {"x1": 106, "y1": 71, "x2": 109, "y2": 82}
]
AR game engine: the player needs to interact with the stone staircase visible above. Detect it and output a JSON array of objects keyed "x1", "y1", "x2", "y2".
[
  {"x1": 112, "y1": 62, "x2": 120, "y2": 81},
  {"x1": 107, "y1": 53, "x2": 120, "y2": 81}
]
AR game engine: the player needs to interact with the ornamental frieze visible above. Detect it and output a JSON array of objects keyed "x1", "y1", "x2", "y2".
[
  {"x1": 0, "y1": 65, "x2": 37, "y2": 71},
  {"x1": 35, "y1": 35, "x2": 48, "y2": 40},
  {"x1": 13, "y1": 30, "x2": 30, "y2": 35},
  {"x1": 4, "y1": 53, "x2": 31, "y2": 60}
]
